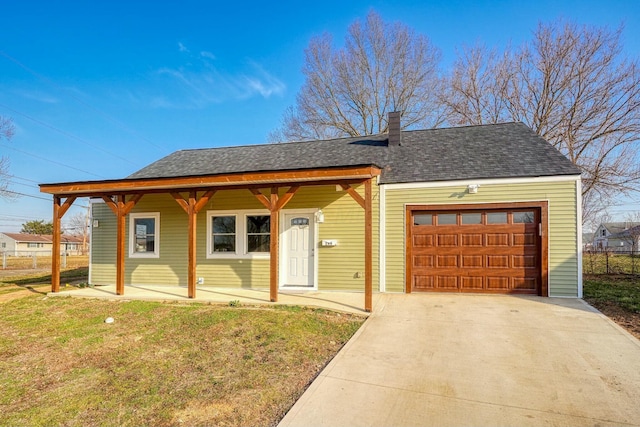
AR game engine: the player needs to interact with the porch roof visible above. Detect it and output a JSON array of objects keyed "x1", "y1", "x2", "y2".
[{"x1": 39, "y1": 165, "x2": 382, "y2": 197}]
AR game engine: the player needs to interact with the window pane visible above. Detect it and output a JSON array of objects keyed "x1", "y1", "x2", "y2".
[
  {"x1": 487, "y1": 212, "x2": 507, "y2": 224},
  {"x1": 413, "y1": 213, "x2": 432, "y2": 226},
  {"x1": 513, "y1": 211, "x2": 535, "y2": 223},
  {"x1": 135, "y1": 235, "x2": 155, "y2": 252},
  {"x1": 437, "y1": 213, "x2": 457, "y2": 225},
  {"x1": 461, "y1": 213, "x2": 482, "y2": 224},
  {"x1": 134, "y1": 218, "x2": 155, "y2": 253},
  {"x1": 213, "y1": 216, "x2": 235, "y2": 233},
  {"x1": 247, "y1": 215, "x2": 270, "y2": 233},
  {"x1": 248, "y1": 235, "x2": 270, "y2": 252},
  {"x1": 213, "y1": 235, "x2": 236, "y2": 252}
]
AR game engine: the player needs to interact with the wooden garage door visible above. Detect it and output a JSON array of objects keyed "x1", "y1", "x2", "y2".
[{"x1": 409, "y1": 207, "x2": 541, "y2": 294}]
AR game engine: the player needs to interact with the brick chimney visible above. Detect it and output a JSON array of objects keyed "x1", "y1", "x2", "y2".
[{"x1": 388, "y1": 111, "x2": 401, "y2": 146}]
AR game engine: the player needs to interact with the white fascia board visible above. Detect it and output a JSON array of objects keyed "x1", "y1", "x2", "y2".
[
  {"x1": 577, "y1": 179, "x2": 583, "y2": 298},
  {"x1": 381, "y1": 175, "x2": 581, "y2": 191},
  {"x1": 379, "y1": 177, "x2": 386, "y2": 292}
]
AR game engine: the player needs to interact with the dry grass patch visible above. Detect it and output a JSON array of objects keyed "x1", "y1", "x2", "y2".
[{"x1": 0, "y1": 296, "x2": 365, "y2": 427}]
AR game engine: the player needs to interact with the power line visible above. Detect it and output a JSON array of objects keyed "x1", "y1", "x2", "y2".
[
  {"x1": 0, "y1": 142, "x2": 105, "y2": 178},
  {"x1": 0, "y1": 103, "x2": 138, "y2": 166}
]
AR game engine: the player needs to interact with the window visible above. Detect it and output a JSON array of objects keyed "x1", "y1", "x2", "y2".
[
  {"x1": 413, "y1": 213, "x2": 432, "y2": 226},
  {"x1": 129, "y1": 213, "x2": 160, "y2": 258},
  {"x1": 206, "y1": 210, "x2": 271, "y2": 258},
  {"x1": 1, "y1": 242, "x2": 5, "y2": 248},
  {"x1": 211, "y1": 215, "x2": 236, "y2": 252},
  {"x1": 487, "y1": 212, "x2": 507, "y2": 224},
  {"x1": 247, "y1": 215, "x2": 270, "y2": 252},
  {"x1": 513, "y1": 211, "x2": 535, "y2": 224},
  {"x1": 437, "y1": 213, "x2": 457, "y2": 225},
  {"x1": 27, "y1": 242, "x2": 44, "y2": 248},
  {"x1": 461, "y1": 213, "x2": 482, "y2": 224}
]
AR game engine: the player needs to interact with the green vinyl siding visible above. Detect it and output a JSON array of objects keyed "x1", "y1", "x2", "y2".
[
  {"x1": 89, "y1": 183, "x2": 379, "y2": 291},
  {"x1": 383, "y1": 179, "x2": 579, "y2": 297}
]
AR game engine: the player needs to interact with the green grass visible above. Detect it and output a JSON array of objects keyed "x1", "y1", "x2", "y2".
[
  {"x1": 0, "y1": 295, "x2": 364, "y2": 427},
  {"x1": 583, "y1": 275, "x2": 640, "y2": 313}
]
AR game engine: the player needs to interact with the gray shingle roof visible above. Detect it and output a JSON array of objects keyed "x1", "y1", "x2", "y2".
[{"x1": 128, "y1": 122, "x2": 580, "y2": 184}]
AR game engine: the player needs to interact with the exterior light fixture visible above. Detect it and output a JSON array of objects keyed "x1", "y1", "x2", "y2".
[
  {"x1": 316, "y1": 210, "x2": 325, "y2": 223},
  {"x1": 467, "y1": 184, "x2": 479, "y2": 194}
]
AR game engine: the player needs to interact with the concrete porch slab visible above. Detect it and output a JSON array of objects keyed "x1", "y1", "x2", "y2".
[{"x1": 48, "y1": 284, "x2": 379, "y2": 315}]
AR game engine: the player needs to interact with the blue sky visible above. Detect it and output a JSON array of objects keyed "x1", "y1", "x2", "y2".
[{"x1": 1, "y1": 0, "x2": 639, "y2": 232}]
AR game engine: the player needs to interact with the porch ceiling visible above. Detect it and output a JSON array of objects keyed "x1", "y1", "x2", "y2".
[{"x1": 39, "y1": 165, "x2": 382, "y2": 197}]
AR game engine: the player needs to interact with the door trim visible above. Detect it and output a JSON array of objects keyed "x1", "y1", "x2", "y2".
[
  {"x1": 405, "y1": 201, "x2": 549, "y2": 296},
  {"x1": 279, "y1": 209, "x2": 319, "y2": 290}
]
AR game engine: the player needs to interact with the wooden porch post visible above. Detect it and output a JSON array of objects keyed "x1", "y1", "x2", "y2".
[
  {"x1": 172, "y1": 190, "x2": 215, "y2": 299},
  {"x1": 52, "y1": 197, "x2": 61, "y2": 293},
  {"x1": 51, "y1": 195, "x2": 77, "y2": 293},
  {"x1": 250, "y1": 186, "x2": 299, "y2": 303},
  {"x1": 115, "y1": 195, "x2": 126, "y2": 295},
  {"x1": 364, "y1": 178, "x2": 373, "y2": 312},
  {"x1": 270, "y1": 187, "x2": 279, "y2": 302},
  {"x1": 102, "y1": 194, "x2": 143, "y2": 296}
]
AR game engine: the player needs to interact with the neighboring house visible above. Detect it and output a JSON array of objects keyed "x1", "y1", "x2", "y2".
[
  {"x1": 40, "y1": 117, "x2": 583, "y2": 310},
  {"x1": 0, "y1": 233, "x2": 85, "y2": 256},
  {"x1": 582, "y1": 232, "x2": 595, "y2": 250},
  {"x1": 607, "y1": 225, "x2": 640, "y2": 254},
  {"x1": 592, "y1": 222, "x2": 640, "y2": 252}
]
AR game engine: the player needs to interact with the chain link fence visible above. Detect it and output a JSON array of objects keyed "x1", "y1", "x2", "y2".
[{"x1": 584, "y1": 250, "x2": 640, "y2": 275}]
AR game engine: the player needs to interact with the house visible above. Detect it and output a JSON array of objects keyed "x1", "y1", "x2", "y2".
[
  {"x1": 40, "y1": 116, "x2": 582, "y2": 311},
  {"x1": 592, "y1": 222, "x2": 640, "y2": 252},
  {"x1": 0, "y1": 232, "x2": 85, "y2": 256},
  {"x1": 606, "y1": 225, "x2": 640, "y2": 254}
]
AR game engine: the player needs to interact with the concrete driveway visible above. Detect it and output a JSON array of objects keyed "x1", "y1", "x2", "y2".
[{"x1": 279, "y1": 294, "x2": 640, "y2": 427}]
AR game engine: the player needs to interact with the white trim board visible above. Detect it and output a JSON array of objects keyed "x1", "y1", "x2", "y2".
[{"x1": 381, "y1": 175, "x2": 581, "y2": 190}]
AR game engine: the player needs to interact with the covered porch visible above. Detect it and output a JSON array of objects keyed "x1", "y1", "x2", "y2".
[{"x1": 40, "y1": 165, "x2": 381, "y2": 312}]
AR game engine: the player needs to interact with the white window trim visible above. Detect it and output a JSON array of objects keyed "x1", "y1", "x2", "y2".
[
  {"x1": 206, "y1": 209, "x2": 271, "y2": 259},
  {"x1": 129, "y1": 212, "x2": 160, "y2": 258}
]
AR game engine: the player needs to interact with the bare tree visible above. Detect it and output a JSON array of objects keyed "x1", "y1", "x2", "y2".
[
  {"x1": 66, "y1": 210, "x2": 90, "y2": 254},
  {"x1": 0, "y1": 115, "x2": 15, "y2": 199},
  {"x1": 443, "y1": 21, "x2": 640, "y2": 225},
  {"x1": 269, "y1": 10, "x2": 445, "y2": 142}
]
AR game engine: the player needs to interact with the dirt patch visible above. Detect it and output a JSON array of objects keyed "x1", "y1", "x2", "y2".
[{"x1": 585, "y1": 300, "x2": 640, "y2": 341}]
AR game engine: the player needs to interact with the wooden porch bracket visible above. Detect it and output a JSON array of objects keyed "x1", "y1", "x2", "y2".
[
  {"x1": 171, "y1": 190, "x2": 216, "y2": 298},
  {"x1": 340, "y1": 184, "x2": 365, "y2": 209},
  {"x1": 249, "y1": 186, "x2": 300, "y2": 302},
  {"x1": 101, "y1": 194, "x2": 143, "y2": 295},
  {"x1": 51, "y1": 196, "x2": 77, "y2": 293}
]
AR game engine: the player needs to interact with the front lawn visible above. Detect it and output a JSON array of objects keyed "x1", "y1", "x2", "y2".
[
  {"x1": 0, "y1": 296, "x2": 364, "y2": 427},
  {"x1": 583, "y1": 274, "x2": 640, "y2": 339}
]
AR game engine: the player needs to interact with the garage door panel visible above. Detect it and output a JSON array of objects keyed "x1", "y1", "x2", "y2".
[
  {"x1": 436, "y1": 276, "x2": 458, "y2": 289},
  {"x1": 460, "y1": 276, "x2": 484, "y2": 290},
  {"x1": 413, "y1": 234, "x2": 434, "y2": 247},
  {"x1": 414, "y1": 275, "x2": 434, "y2": 290},
  {"x1": 437, "y1": 234, "x2": 458, "y2": 246},
  {"x1": 487, "y1": 255, "x2": 510, "y2": 268},
  {"x1": 486, "y1": 276, "x2": 510, "y2": 289},
  {"x1": 409, "y1": 207, "x2": 541, "y2": 295},
  {"x1": 437, "y1": 255, "x2": 458, "y2": 267},
  {"x1": 513, "y1": 233, "x2": 537, "y2": 246},
  {"x1": 486, "y1": 234, "x2": 509, "y2": 246},
  {"x1": 513, "y1": 255, "x2": 537, "y2": 268},
  {"x1": 413, "y1": 255, "x2": 434, "y2": 267},
  {"x1": 461, "y1": 255, "x2": 483, "y2": 268},
  {"x1": 461, "y1": 233, "x2": 483, "y2": 246}
]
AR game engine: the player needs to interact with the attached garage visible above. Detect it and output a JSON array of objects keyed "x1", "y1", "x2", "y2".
[{"x1": 406, "y1": 202, "x2": 548, "y2": 296}]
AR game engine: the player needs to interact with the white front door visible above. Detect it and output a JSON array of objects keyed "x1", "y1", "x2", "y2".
[{"x1": 282, "y1": 213, "x2": 314, "y2": 288}]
